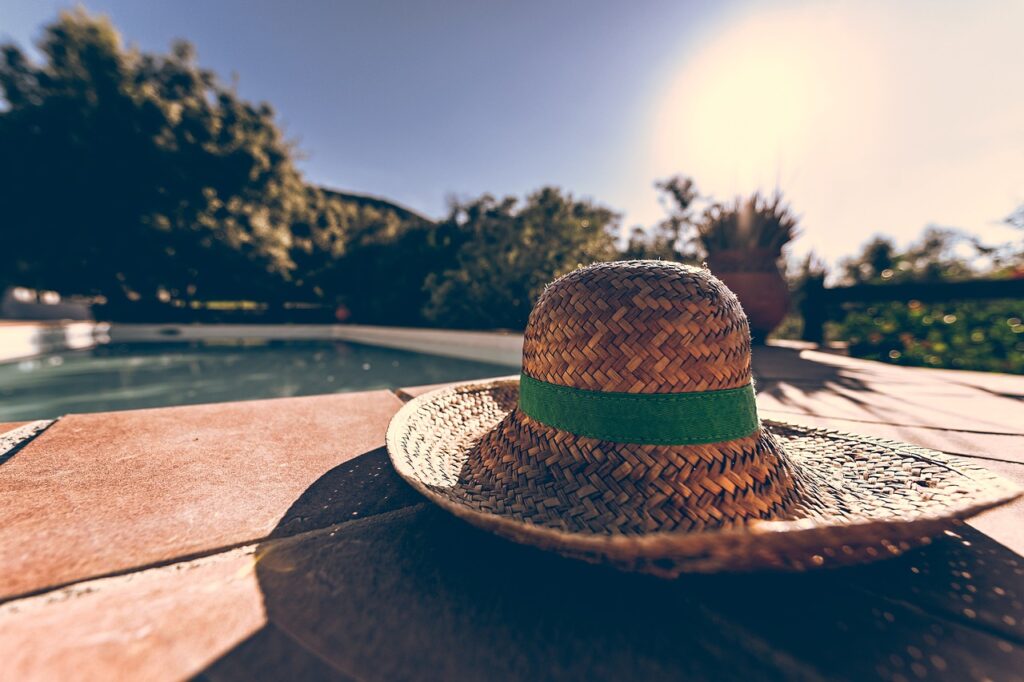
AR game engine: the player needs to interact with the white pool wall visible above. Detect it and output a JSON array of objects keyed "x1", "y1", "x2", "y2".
[
  {"x1": 107, "y1": 323, "x2": 524, "y2": 367},
  {"x1": 0, "y1": 322, "x2": 109, "y2": 363}
]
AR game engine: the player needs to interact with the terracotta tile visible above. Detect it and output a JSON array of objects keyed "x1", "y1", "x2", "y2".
[
  {"x1": 957, "y1": 460, "x2": 1024, "y2": 556},
  {"x1": 0, "y1": 391, "x2": 404, "y2": 600},
  {"x1": 760, "y1": 410, "x2": 1024, "y2": 464},
  {"x1": 0, "y1": 420, "x2": 53, "y2": 463},
  {"x1": 0, "y1": 421, "x2": 29, "y2": 434},
  {"x1": 3, "y1": 468, "x2": 1022, "y2": 680},
  {"x1": 756, "y1": 381, "x2": 1024, "y2": 434},
  {"x1": 0, "y1": 439, "x2": 431, "y2": 680},
  {"x1": 0, "y1": 547, "x2": 265, "y2": 681},
  {"x1": 751, "y1": 347, "x2": 1024, "y2": 435},
  {"x1": 3, "y1": 507, "x2": 796, "y2": 681},
  {"x1": 753, "y1": 345, "x2": 908, "y2": 383},
  {"x1": 209, "y1": 505, "x2": 1023, "y2": 681}
]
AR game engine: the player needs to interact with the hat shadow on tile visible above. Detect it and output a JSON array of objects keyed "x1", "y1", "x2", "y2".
[{"x1": 194, "y1": 446, "x2": 1024, "y2": 682}]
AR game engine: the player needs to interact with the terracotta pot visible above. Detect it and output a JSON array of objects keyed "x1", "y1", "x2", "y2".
[{"x1": 707, "y1": 249, "x2": 790, "y2": 343}]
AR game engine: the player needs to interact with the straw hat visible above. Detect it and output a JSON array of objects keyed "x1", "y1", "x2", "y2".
[{"x1": 387, "y1": 261, "x2": 1020, "y2": 575}]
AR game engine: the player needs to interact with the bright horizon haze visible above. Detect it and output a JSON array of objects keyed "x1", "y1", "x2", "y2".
[{"x1": 4, "y1": 0, "x2": 1023, "y2": 266}]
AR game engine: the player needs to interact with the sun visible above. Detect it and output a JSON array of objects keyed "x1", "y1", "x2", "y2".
[{"x1": 650, "y1": 5, "x2": 871, "y2": 194}]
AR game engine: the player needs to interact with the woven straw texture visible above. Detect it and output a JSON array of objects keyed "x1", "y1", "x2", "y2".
[{"x1": 387, "y1": 261, "x2": 1021, "y2": 575}]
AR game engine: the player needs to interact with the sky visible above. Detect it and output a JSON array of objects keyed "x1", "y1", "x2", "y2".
[{"x1": 3, "y1": 0, "x2": 1023, "y2": 265}]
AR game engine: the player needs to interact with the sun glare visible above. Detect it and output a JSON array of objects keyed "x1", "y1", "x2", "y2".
[
  {"x1": 645, "y1": 1, "x2": 1024, "y2": 262},
  {"x1": 658, "y1": 45, "x2": 811, "y2": 185},
  {"x1": 650, "y1": 5, "x2": 881, "y2": 198}
]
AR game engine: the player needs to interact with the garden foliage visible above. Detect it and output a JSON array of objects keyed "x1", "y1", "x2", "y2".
[
  {"x1": 822, "y1": 230, "x2": 1024, "y2": 373},
  {"x1": 2, "y1": 11, "x2": 1021, "y2": 372}
]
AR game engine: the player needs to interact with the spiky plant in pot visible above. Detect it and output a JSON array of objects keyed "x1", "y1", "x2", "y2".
[
  {"x1": 699, "y1": 192, "x2": 798, "y2": 269},
  {"x1": 700, "y1": 192, "x2": 800, "y2": 341}
]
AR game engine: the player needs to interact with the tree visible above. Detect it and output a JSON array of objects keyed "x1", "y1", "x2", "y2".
[
  {"x1": 831, "y1": 227, "x2": 1023, "y2": 373},
  {"x1": 842, "y1": 237, "x2": 898, "y2": 283},
  {"x1": 1005, "y1": 204, "x2": 1024, "y2": 231},
  {"x1": 840, "y1": 228, "x2": 983, "y2": 285},
  {"x1": 655, "y1": 175, "x2": 700, "y2": 259},
  {"x1": 423, "y1": 187, "x2": 619, "y2": 329},
  {"x1": 291, "y1": 189, "x2": 450, "y2": 325},
  {"x1": 0, "y1": 9, "x2": 333, "y2": 302},
  {"x1": 625, "y1": 176, "x2": 702, "y2": 261}
]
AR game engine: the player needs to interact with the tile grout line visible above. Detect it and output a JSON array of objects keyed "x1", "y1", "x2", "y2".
[
  {"x1": 759, "y1": 407, "x2": 1024, "y2": 437},
  {"x1": 0, "y1": 419, "x2": 59, "y2": 466},
  {"x1": 3, "y1": 488, "x2": 1022, "y2": 650},
  {"x1": 946, "y1": 453, "x2": 1024, "y2": 467},
  {"x1": 757, "y1": 374, "x2": 1023, "y2": 391},
  {"x1": 0, "y1": 500, "x2": 430, "y2": 608},
  {"x1": 4, "y1": 392, "x2": 1019, "y2": 629}
]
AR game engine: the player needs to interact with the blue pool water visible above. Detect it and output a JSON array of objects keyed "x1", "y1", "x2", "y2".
[{"x1": 0, "y1": 340, "x2": 515, "y2": 421}]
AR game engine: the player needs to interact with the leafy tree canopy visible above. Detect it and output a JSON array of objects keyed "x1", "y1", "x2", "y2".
[
  {"x1": 0, "y1": 9, "x2": 341, "y2": 301},
  {"x1": 624, "y1": 176, "x2": 701, "y2": 262},
  {"x1": 423, "y1": 187, "x2": 619, "y2": 329},
  {"x1": 838, "y1": 228, "x2": 1006, "y2": 285},
  {"x1": 626, "y1": 177, "x2": 798, "y2": 266}
]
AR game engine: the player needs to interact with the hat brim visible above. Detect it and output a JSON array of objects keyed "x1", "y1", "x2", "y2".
[{"x1": 386, "y1": 378, "x2": 1021, "y2": 575}]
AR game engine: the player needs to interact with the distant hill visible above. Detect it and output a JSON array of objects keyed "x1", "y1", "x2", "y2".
[
  {"x1": 312, "y1": 187, "x2": 449, "y2": 326},
  {"x1": 320, "y1": 187, "x2": 435, "y2": 226}
]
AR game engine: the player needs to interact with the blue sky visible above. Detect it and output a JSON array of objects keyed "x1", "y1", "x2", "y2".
[{"x1": 4, "y1": 0, "x2": 1022, "y2": 264}]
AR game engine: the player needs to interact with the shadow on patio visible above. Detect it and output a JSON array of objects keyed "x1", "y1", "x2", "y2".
[
  {"x1": 197, "y1": 448, "x2": 1024, "y2": 681},
  {"x1": 752, "y1": 345, "x2": 1024, "y2": 436}
]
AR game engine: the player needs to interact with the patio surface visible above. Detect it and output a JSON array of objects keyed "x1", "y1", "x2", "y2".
[{"x1": 1, "y1": 344, "x2": 1022, "y2": 681}]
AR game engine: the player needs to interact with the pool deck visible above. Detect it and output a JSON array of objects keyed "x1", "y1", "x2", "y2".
[{"x1": 1, "y1": 343, "x2": 1022, "y2": 680}]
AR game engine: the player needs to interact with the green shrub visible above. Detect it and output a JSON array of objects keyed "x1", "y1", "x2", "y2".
[{"x1": 838, "y1": 299, "x2": 1024, "y2": 373}]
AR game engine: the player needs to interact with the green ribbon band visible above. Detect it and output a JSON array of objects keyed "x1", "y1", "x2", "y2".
[{"x1": 518, "y1": 373, "x2": 759, "y2": 445}]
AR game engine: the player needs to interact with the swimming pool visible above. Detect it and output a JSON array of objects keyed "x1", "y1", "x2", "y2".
[{"x1": 0, "y1": 340, "x2": 516, "y2": 421}]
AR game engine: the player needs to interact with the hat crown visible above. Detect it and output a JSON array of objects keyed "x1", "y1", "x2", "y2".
[{"x1": 522, "y1": 261, "x2": 752, "y2": 394}]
